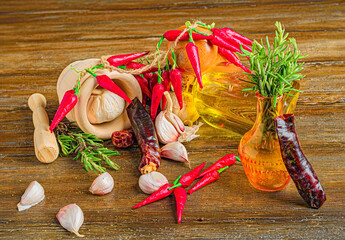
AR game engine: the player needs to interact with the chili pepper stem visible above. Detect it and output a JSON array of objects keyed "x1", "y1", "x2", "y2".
[
  {"x1": 173, "y1": 176, "x2": 182, "y2": 185},
  {"x1": 86, "y1": 69, "x2": 97, "y2": 78},
  {"x1": 217, "y1": 166, "x2": 229, "y2": 174},
  {"x1": 168, "y1": 182, "x2": 182, "y2": 190},
  {"x1": 235, "y1": 156, "x2": 241, "y2": 162}
]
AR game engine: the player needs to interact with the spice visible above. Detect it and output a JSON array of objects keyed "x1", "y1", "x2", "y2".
[
  {"x1": 49, "y1": 89, "x2": 78, "y2": 132},
  {"x1": 17, "y1": 181, "x2": 45, "y2": 211},
  {"x1": 188, "y1": 166, "x2": 229, "y2": 194},
  {"x1": 88, "y1": 72, "x2": 132, "y2": 104},
  {"x1": 160, "y1": 142, "x2": 190, "y2": 167},
  {"x1": 134, "y1": 75, "x2": 152, "y2": 99},
  {"x1": 163, "y1": 30, "x2": 212, "y2": 41},
  {"x1": 212, "y1": 28, "x2": 252, "y2": 52},
  {"x1": 197, "y1": 154, "x2": 236, "y2": 178},
  {"x1": 161, "y1": 70, "x2": 171, "y2": 110},
  {"x1": 107, "y1": 51, "x2": 149, "y2": 67},
  {"x1": 55, "y1": 122, "x2": 120, "y2": 174},
  {"x1": 127, "y1": 98, "x2": 161, "y2": 174},
  {"x1": 174, "y1": 187, "x2": 187, "y2": 223},
  {"x1": 169, "y1": 49, "x2": 183, "y2": 110},
  {"x1": 221, "y1": 27, "x2": 254, "y2": 46},
  {"x1": 170, "y1": 162, "x2": 205, "y2": 189},
  {"x1": 186, "y1": 32, "x2": 203, "y2": 88},
  {"x1": 56, "y1": 204, "x2": 84, "y2": 237},
  {"x1": 125, "y1": 61, "x2": 158, "y2": 73},
  {"x1": 151, "y1": 82, "x2": 165, "y2": 120},
  {"x1": 133, "y1": 183, "x2": 174, "y2": 209},
  {"x1": 138, "y1": 171, "x2": 169, "y2": 194},
  {"x1": 210, "y1": 31, "x2": 243, "y2": 54},
  {"x1": 89, "y1": 172, "x2": 114, "y2": 195},
  {"x1": 111, "y1": 129, "x2": 135, "y2": 148},
  {"x1": 218, "y1": 47, "x2": 251, "y2": 73},
  {"x1": 275, "y1": 114, "x2": 326, "y2": 208}
]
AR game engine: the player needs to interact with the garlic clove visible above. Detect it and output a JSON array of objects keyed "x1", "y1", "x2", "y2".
[
  {"x1": 178, "y1": 122, "x2": 203, "y2": 143},
  {"x1": 17, "y1": 181, "x2": 45, "y2": 211},
  {"x1": 160, "y1": 142, "x2": 190, "y2": 168},
  {"x1": 139, "y1": 171, "x2": 168, "y2": 194},
  {"x1": 155, "y1": 111, "x2": 179, "y2": 144},
  {"x1": 172, "y1": 113, "x2": 185, "y2": 132},
  {"x1": 57, "y1": 204, "x2": 84, "y2": 237},
  {"x1": 89, "y1": 172, "x2": 114, "y2": 195}
]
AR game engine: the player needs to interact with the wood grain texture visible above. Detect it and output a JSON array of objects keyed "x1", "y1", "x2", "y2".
[{"x1": 1, "y1": 0, "x2": 345, "y2": 239}]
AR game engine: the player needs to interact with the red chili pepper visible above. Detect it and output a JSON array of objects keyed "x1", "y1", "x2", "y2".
[
  {"x1": 107, "y1": 51, "x2": 149, "y2": 67},
  {"x1": 134, "y1": 75, "x2": 152, "y2": 99},
  {"x1": 210, "y1": 32, "x2": 244, "y2": 54},
  {"x1": 126, "y1": 61, "x2": 159, "y2": 74},
  {"x1": 169, "y1": 68, "x2": 183, "y2": 110},
  {"x1": 197, "y1": 154, "x2": 236, "y2": 178},
  {"x1": 163, "y1": 30, "x2": 212, "y2": 41},
  {"x1": 111, "y1": 129, "x2": 135, "y2": 148},
  {"x1": 49, "y1": 89, "x2": 78, "y2": 132},
  {"x1": 212, "y1": 28, "x2": 252, "y2": 52},
  {"x1": 188, "y1": 166, "x2": 228, "y2": 194},
  {"x1": 186, "y1": 30, "x2": 203, "y2": 88},
  {"x1": 221, "y1": 27, "x2": 254, "y2": 46},
  {"x1": 148, "y1": 73, "x2": 158, "y2": 92},
  {"x1": 161, "y1": 70, "x2": 171, "y2": 110},
  {"x1": 170, "y1": 162, "x2": 205, "y2": 189},
  {"x1": 174, "y1": 187, "x2": 187, "y2": 223},
  {"x1": 95, "y1": 74, "x2": 132, "y2": 104},
  {"x1": 151, "y1": 82, "x2": 165, "y2": 119},
  {"x1": 218, "y1": 47, "x2": 251, "y2": 73},
  {"x1": 275, "y1": 114, "x2": 326, "y2": 208},
  {"x1": 132, "y1": 183, "x2": 174, "y2": 209}
]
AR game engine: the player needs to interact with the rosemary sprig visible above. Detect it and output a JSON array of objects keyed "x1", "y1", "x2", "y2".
[
  {"x1": 238, "y1": 22, "x2": 306, "y2": 106},
  {"x1": 55, "y1": 122, "x2": 120, "y2": 174}
]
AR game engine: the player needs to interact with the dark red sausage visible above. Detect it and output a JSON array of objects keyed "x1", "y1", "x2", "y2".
[{"x1": 275, "y1": 114, "x2": 326, "y2": 208}]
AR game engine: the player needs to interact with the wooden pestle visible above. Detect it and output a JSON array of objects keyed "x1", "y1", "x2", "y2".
[{"x1": 28, "y1": 93, "x2": 59, "y2": 163}]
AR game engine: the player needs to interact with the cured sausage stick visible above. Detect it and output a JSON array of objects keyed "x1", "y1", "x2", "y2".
[{"x1": 28, "y1": 93, "x2": 59, "y2": 163}]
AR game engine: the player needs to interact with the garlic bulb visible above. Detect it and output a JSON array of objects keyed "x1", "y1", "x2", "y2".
[
  {"x1": 170, "y1": 92, "x2": 200, "y2": 126},
  {"x1": 17, "y1": 180, "x2": 45, "y2": 211},
  {"x1": 139, "y1": 171, "x2": 168, "y2": 194},
  {"x1": 87, "y1": 88, "x2": 125, "y2": 124},
  {"x1": 89, "y1": 172, "x2": 114, "y2": 195},
  {"x1": 155, "y1": 92, "x2": 202, "y2": 144},
  {"x1": 161, "y1": 142, "x2": 190, "y2": 168},
  {"x1": 57, "y1": 204, "x2": 84, "y2": 237}
]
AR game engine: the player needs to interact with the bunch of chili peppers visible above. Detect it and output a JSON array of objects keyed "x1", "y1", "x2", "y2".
[{"x1": 132, "y1": 154, "x2": 240, "y2": 223}]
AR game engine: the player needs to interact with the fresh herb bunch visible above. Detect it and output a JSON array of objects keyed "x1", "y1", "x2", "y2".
[
  {"x1": 239, "y1": 22, "x2": 306, "y2": 105},
  {"x1": 55, "y1": 122, "x2": 120, "y2": 174}
]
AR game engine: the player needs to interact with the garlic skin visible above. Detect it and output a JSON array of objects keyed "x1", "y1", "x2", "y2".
[
  {"x1": 160, "y1": 142, "x2": 190, "y2": 168},
  {"x1": 87, "y1": 88, "x2": 125, "y2": 124},
  {"x1": 17, "y1": 181, "x2": 45, "y2": 211},
  {"x1": 89, "y1": 172, "x2": 114, "y2": 195},
  {"x1": 57, "y1": 204, "x2": 84, "y2": 237},
  {"x1": 139, "y1": 171, "x2": 168, "y2": 194},
  {"x1": 155, "y1": 91, "x2": 201, "y2": 144}
]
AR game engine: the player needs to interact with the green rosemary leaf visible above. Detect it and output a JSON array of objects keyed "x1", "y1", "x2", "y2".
[{"x1": 55, "y1": 123, "x2": 120, "y2": 174}]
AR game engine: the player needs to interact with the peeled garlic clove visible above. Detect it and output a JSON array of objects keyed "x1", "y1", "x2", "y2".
[
  {"x1": 139, "y1": 171, "x2": 168, "y2": 194},
  {"x1": 57, "y1": 204, "x2": 84, "y2": 237},
  {"x1": 17, "y1": 180, "x2": 45, "y2": 211},
  {"x1": 155, "y1": 111, "x2": 180, "y2": 144},
  {"x1": 89, "y1": 172, "x2": 114, "y2": 195},
  {"x1": 161, "y1": 142, "x2": 190, "y2": 168}
]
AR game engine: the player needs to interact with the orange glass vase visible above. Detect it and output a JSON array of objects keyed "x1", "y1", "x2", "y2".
[{"x1": 238, "y1": 93, "x2": 290, "y2": 191}]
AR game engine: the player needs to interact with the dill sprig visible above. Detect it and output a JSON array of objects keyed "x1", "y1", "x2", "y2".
[
  {"x1": 55, "y1": 122, "x2": 120, "y2": 174},
  {"x1": 239, "y1": 22, "x2": 306, "y2": 106}
]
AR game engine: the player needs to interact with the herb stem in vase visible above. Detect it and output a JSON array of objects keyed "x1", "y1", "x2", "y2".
[{"x1": 238, "y1": 22, "x2": 305, "y2": 191}]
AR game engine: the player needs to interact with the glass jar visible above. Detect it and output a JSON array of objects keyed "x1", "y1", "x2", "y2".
[
  {"x1": 193, "y1": 71, "x2": 300, "y2": 136},
  {"x1": 238, "y1": 93, "x2": 290, "y2": 191}
]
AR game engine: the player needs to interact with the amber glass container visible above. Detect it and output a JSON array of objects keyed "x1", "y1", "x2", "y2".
[{"x1": 238, "y1": 93, "x2": 291, "y2": 191}]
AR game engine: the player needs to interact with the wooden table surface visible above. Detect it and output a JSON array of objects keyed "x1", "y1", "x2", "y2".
[{"x1": 1, "y1": 0, "x2": 345, "y2": 239}]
